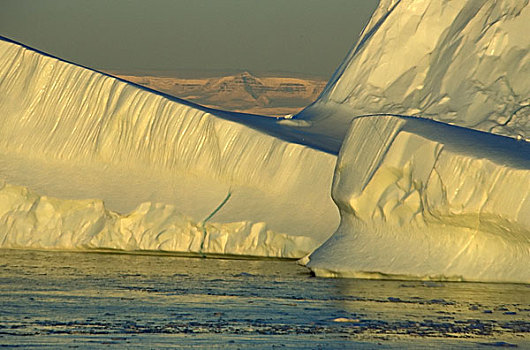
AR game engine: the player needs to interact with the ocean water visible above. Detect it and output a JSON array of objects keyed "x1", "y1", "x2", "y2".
[{"x1": 0, "y1": 249, "x2": 528, "y2": 349}]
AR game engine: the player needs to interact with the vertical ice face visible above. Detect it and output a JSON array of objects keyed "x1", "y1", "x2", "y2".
[
  {"x1": 0, "y1": 37, "x2": 339, "y2": 257},
  {"x1": 306, "y1": 115, "x2": 530, "y2": 283},
  {"x1": 297, "y1": 0, "x2": 530, "y2": 142}
]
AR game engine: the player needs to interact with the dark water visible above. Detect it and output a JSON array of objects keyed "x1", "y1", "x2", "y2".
[{"x1": 0, "y1": 249, "x2": 528, "y2": 349}]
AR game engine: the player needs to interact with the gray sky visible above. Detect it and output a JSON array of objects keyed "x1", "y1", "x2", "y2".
[{"x1": 0, "y1": 0, "x2": 378, "y2": 78}]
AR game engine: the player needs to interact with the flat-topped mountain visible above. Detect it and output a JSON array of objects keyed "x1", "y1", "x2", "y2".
[{"x1": 111, "y1": 71, "x2": 326, "y2": 116}]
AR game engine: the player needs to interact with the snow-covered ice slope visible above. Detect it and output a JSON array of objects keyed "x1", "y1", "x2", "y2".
[
  {"x1": 296, "y1": 0, "x2": 530, "y2": 142},
  {"x1": 305, "y1": 115, "x2": 530, "y2": 283},
  {"x1": 0, "y1": 37, "x2": 339, "y2": 257}
]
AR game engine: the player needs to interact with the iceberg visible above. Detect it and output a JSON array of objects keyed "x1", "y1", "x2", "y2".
[
  {"x1": 0, "y1": 36, "x2": 339, "y2": 258},
  {"x1": 1, "y1": 0, "x2": 528, "y2": 281}
]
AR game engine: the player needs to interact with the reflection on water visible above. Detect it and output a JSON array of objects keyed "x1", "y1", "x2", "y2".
[
  {"x1": 0, "y1": 249, "x2": 528, "y2": 349},
  {"x1": 335, "y1": 279, "x2": 529, "y2": 339}
]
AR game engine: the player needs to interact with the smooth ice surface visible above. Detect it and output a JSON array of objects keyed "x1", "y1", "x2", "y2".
[
  {"x1": 306, "y1": 115, "x2": 530, "y2": 283},
  {"x1": 296, "y1": 0, "x2": 530, "y2": 142},
  {"x1": 0, "y1": 36, "x2": 339, "y2": 257}
]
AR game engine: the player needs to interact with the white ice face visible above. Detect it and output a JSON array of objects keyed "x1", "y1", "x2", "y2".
[
  {"x1": 0, "y1": 181, "x2": 317, "y2": 258},
  {"x1": 306, "y1": 115, "x2": 530, "y2": 283}
]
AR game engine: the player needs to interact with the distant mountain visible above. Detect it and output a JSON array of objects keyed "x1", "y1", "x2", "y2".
[{"x1": 112, "y1": 71, "x2": 326, "y2": 116}]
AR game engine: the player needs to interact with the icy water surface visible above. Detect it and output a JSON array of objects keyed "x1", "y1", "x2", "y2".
[{"x1": 0, "y1": 250, "x2": 528, "y2": 349}]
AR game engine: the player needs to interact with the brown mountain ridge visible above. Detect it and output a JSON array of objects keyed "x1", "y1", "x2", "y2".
[{"x1": 109, "y1": 71, "x2": 326, "y2": 117}]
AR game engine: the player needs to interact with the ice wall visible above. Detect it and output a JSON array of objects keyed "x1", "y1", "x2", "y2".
[
  {"x1": 0, "y1": 37, "x2": 339, "y2": 257},
  {"x1": 297, "y1": 0, "x2": 530, "y2": 142},
  {"x1": 305, "y1": 115, "x2": 530, "y2": 283}
]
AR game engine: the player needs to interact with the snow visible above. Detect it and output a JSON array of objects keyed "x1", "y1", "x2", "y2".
[
  {"x1": 0, "y1": 36, "x2": 339, "y2": 258},
  {"x1": 305, "y1": 115, "x2": 530, "y2": 283},
  {"x1": 296, "y1": 0, "x2": 530, "y2": 143}
]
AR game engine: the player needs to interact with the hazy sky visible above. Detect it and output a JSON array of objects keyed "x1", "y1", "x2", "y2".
[{"x1": 0, "y1": 0, "x2": 378, "y2": 77}]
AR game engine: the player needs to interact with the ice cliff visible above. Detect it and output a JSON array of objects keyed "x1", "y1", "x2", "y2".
[
  {"x1": 0, "y1": 36, "x2": 339, "y2": 257},
  {"x1": 305, "y1": 115, "x2": 530, "y2": 283},
  {"x1": 296, "y1": 0, "x2": 530, "y2": 142}
]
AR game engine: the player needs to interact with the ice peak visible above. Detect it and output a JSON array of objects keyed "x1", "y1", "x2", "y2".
[{"x1": 297, "y1": 0, "x2": 530, "y2": 142}]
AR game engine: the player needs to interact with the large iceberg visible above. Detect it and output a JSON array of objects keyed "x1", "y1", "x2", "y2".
[
  {"x1": 302, "y1": 0, "x2": 530, "y2": 283},
  {"x1": 1, "y1": 0, "x2": 529, "y2": 281},
  {"x1": 0, "y1": 36, "x2": 339, "y2": 258}
]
